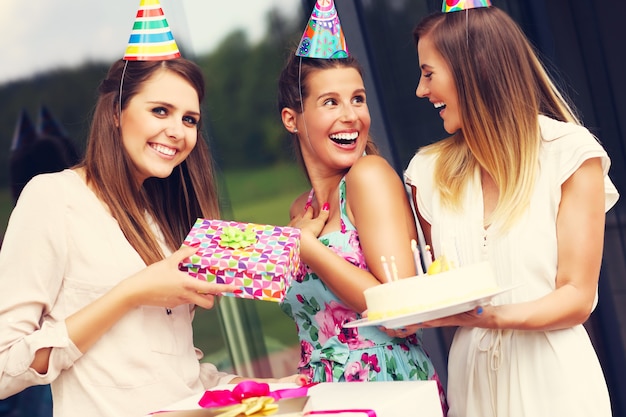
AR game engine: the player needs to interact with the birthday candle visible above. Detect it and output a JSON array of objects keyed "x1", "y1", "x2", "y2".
[
  {"x1": 380, "y1": 256, "x2": 392, "y2": 283},
  {"x1": 424, "y1": 245, "x2": 433, "y2": 269},
  {"x1": 390, "y1": 256, "x2": 399, "y2": 282},
  {"x1": 411, "y1": 239, "x2": 425, "y2": 275}
]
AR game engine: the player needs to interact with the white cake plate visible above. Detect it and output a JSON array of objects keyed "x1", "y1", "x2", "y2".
[{"x1": 344, "y1": 285, "x2": 519, "y2": 329}]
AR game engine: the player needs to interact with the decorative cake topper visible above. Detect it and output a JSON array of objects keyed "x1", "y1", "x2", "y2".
[
  {"x1": 296, "y1": 0, "x2": 349, "y2": 59},
  {"x1": 442, "y1": 0, "x2": 492, "y2": 13},
  {"x1": 123, "y1": 0, "x2": 181, "y2": 61}
]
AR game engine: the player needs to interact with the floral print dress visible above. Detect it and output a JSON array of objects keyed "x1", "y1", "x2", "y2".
[{"x1": 280, "y1": 177, "x2": 447, "y2": 412}]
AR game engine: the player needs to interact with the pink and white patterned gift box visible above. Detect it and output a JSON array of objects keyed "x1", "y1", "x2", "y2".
[{"x1": 178, "y1": 218, "x2": 301, "y2": 302}]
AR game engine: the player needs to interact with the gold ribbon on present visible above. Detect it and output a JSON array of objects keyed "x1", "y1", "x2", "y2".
[
  {"x1": 211, "y1": 396, "x2": 278, "y2": 417},
  {"x1": 199, "y1": 381, "x2": 309, "y2": 416}
]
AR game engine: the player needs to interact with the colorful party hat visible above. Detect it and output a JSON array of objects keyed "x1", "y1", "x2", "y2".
[
  {"x1": 123, "y1": 0, "x2": 180, "y2": 61},
  {"x1": 442, "y1": 0, "x2": 492, "y2": 12},
  {"x1": 11, "y1": 110, "x2": 37, "y2": 152},
  {"x1": 296, "y1": 0, "x2": 349, "y2": 59}
]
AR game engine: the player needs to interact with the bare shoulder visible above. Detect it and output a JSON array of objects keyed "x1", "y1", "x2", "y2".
[
  {"x1": 343, "y1": 155, "x2": 408, "y2": 221},
  {"x1": 345, "y1": 155, "x2": 402, "y2": 191}
]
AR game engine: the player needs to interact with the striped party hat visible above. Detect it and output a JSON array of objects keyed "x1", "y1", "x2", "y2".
[
  {"x1": 123, "y1": 0, "x2": 180, "y2": 61},
  {"x1": 296, "y1": 0, "x2": 349, "y2": 59},
  {"x1": 442, "y1": 0, "x2": 492, "y2": 12}
]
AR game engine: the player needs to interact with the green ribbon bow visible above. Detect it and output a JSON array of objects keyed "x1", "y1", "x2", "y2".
[{"x1": 218, "y1": 226, "x2": 257, "y2": 249}]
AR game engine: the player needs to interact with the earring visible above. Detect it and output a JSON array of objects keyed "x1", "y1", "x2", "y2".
[{"x1": 293, "y1": 128, "x2": 298, "y2": 133}]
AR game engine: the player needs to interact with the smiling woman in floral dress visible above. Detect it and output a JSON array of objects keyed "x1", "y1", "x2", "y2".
[{"x1": 276, "y1": 50, "x2": 447, "y2": 414}]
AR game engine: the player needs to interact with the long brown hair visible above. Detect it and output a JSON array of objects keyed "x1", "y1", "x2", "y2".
[
  {"x1": 81, "y1": 58, "x2": 220, "y2": 265},
  {"x1": 277, "y1": 53, "x2": 379, "y2": 180},
  {"x1": 413, "y1": 7, "x2": 579, "y2": 229}
]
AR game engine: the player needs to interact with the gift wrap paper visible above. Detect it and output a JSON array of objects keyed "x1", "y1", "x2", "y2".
[
  {"x1": 179, "y1": 218, "x2": 301, "y2": 302},
  {"x1": 148, "y1": 381, "x2": 443, "y2": 416}
]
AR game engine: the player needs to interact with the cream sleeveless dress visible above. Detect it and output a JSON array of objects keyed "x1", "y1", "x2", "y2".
[{"x1": 404, "y1": 115, "x2": 619, "y2": 417}]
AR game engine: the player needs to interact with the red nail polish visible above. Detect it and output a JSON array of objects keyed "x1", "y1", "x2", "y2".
[
  {"x1": 189, "y1": 241, "x2": 201, "y2": 248},
  {"x1": 322, "y1": 202, "x2": 330, "y2": 211},
  {"x1": 233, "y1": 289, "x2": 244, "y2": 294},
  {"x1": 303, "y1": 201, "x2": 311, "y2": 212}
]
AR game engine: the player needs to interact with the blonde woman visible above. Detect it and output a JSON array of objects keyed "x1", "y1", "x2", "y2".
[{"x1": 402, "y1": 5, "x2": 619, "y2": 417}]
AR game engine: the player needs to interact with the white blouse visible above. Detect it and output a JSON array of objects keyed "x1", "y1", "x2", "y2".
[{"x1": 0, "y1": 169, "x2": 236, "y2": 417}]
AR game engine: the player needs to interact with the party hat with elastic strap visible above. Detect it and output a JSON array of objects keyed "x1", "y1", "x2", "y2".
[
  {"x1": 296, "y1": 0, "x2": 348, "y2": 59},
  {"x1": 442, "y1": 0, "x2": 491, "y2": 12},
  {"x1": 123, "y1": 0, "x2": 180, "y2": 61}
]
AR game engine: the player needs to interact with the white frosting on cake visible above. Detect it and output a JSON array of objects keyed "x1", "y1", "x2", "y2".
[{"x1": 364, "y1": 261, "x2": 497, "y2": 320}]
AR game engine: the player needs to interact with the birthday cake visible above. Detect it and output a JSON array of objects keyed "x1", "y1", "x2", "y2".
[{"x1": 364, "y1": 259, "x2": 497, "y2": 320}]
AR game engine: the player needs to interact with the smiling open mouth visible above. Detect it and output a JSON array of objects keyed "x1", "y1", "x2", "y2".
[
  {"x1": 330, "y1": 132, "x2": 358, "y2": 145},
  {"x1": 150, "y1": 143, "x2": 176, "y2": 156}
]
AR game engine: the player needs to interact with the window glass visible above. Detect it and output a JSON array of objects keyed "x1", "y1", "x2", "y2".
[
  {"x1": 176, "y1": 0, "x2": 307, "y2": 379},
  {"x1": 0, "y1": 0, "x2": 306, "y2": 380}
]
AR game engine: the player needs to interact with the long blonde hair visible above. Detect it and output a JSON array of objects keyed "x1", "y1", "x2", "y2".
[
  {"x1": 413, "y1": 7, "x2": 579, "y2": 229},
  {"x1": 81, "y1": 59, "x2": 220, "y2": 265}
]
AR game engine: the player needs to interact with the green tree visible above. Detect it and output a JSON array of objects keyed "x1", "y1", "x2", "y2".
[
  {"x1": 197, "y1": 10, "x2": 302, "y2": 169},
  {"x1": 0, "y1": 7, "x2": 304, "y2": 186}
]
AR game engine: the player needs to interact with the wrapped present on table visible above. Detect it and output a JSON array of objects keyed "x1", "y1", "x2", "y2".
[
  {"x1": 178, "y1": 218, "x2": 301, "y2": 302},
  {"x1": 148, "y1": 381, "x2": 444, "y2": 416}
]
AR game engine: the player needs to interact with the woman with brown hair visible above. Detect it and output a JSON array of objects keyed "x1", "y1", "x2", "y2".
[
  {"x1": 0, "y1": 55, "x2": 247, "y2": 417},
  {"x1": 276, "y1": 2, "x2": 447, "y2": 409}
]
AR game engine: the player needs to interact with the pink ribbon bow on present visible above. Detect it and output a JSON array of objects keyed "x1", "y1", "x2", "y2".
[
  {"x1": 199, "y1": 381, "x2": 376, "y2": 416},
  {"x1": 305, "y1": 411, "x2": 376, "y2": 416},
  {"x1": 198, "y1": 380, "x2": 309, "y2": 408}
]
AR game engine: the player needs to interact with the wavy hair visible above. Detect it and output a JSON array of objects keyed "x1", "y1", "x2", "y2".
[
  {"x1": 80, "y1": 59, "x2": 220, "y2": 265},
  {"x1": 413, "y1": 7, "x2": 579, "y2": 229}
]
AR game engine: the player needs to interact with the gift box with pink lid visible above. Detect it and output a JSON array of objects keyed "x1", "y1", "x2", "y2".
[{"x1": 178, "y1": 218, "x2": 301, "y2": 302}]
